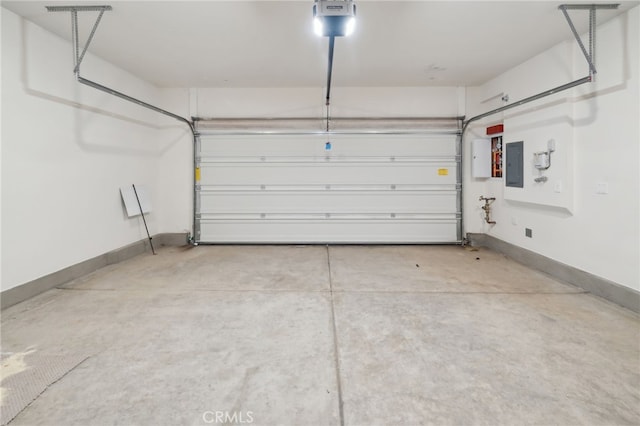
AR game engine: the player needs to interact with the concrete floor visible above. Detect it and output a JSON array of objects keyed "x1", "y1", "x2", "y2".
[{"x1": 1, "y1": 245, "x2": 639, "y2": 425}]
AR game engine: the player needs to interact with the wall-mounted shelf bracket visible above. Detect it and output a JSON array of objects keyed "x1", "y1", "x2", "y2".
[{"x1": 558, "y1": 3, "x2": 620, "y2": 80}]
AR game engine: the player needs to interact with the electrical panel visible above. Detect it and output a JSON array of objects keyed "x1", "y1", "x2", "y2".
[{"x1": 506, "y1": 141, "x2": 524, "y2": 188}]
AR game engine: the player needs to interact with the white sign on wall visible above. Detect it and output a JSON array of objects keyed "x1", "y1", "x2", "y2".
[{"x1": 120, "y1": 185, "x2": 152, "y2": 218}]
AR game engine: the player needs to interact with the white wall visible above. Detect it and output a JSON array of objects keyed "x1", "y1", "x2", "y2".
[
  {"x1": 155, "y1": 88, "x2": 193, "y2": 235},
  {"x1": 192, "y1": 86, "x2": 464, "y2": 118},
  {"x1": 1, "y1": 8, "x2": 174, "y2": 292},
  {"x1": 464, "y1": 7, "x2": 639, "y2": 291},
  {"x1": 0, "y1": 7, "x2": 4, "y2": 295}
]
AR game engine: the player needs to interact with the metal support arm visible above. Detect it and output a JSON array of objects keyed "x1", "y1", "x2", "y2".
[
  {"x1": 462, "y1": 3, "x2": 619, "y2": 134},
  {"x1": 47, "y1": 5, "x2": 198, "y2": 243},
  {"x1": 462, "y1": 76, "x2": 591, "y2": 134},
  {"x1": 76, "y1": 76, "x2": 195, "y2": 133},
  {"x1": 48, "y1": 5, "x2": 194, "y2": 133},
  {"x1": 558, "y1": 3, "x2": 619, "y2": 79}
]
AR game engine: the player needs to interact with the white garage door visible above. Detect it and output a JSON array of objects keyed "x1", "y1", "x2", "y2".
[{"x1": 194, "y1": 121, "x2": 461, "y2": 244}]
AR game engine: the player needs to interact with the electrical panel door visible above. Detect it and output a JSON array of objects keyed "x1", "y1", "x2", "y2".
[{"x1": 506, "y1": 141, "x2": 524, "y2": 188}]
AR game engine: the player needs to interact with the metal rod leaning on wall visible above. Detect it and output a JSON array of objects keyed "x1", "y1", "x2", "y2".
[{"x1": 132, "y1": 184, "x2": 156, "y2": 255}]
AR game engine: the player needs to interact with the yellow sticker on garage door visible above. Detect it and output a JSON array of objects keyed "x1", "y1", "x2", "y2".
[
  {"x1": 438, "y1": 168, "x2": 449, "y2": 176},
  {"x1": 195, "y1": 167, "x2": 201, "y2": 182}
]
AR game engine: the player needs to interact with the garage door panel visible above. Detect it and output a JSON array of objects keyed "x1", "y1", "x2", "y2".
[
  {"x1": 200, "y1": 163, "x2": 458, "y2": 186},
  {"x1": 200, "y1": 134, "x2": 457, "y2": 157},
  {"x1": 200, "y1": 191, "x2": 458, "y2": 214},
  {"x1": 196, "y1": 131, "x2": 461, "y2": 244},
  {"x1": 198, "y1": 220, "x2": 459, "y2": 244}
]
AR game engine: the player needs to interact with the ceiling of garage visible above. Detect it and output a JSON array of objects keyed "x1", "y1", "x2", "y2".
[{"x1": 2, "y1": 1, "x2": 637, "y2": 88}]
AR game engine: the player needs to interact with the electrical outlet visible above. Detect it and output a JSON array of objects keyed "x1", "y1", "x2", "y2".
[
  {"x1": 554, "y1": 181, "x2": 562, "y2": 193},
  {"x1": 525, "y1": 228, "x2": 532, "y2": 238}
]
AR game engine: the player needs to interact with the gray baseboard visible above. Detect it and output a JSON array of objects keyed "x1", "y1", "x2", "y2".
[
  {"x1": 155, "y1": 232, "x2": 191, "y2": 247},
  {"x1": 467, "y1": 233, "x2": 640, "y2": 313},
  {"x1": 0, "y1": 233, "x2": 189, "y2": 310}
]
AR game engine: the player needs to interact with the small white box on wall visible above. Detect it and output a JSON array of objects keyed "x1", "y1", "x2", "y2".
[{"x1": 471, "y1": 138, "x2": 491, "y2": 178}]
